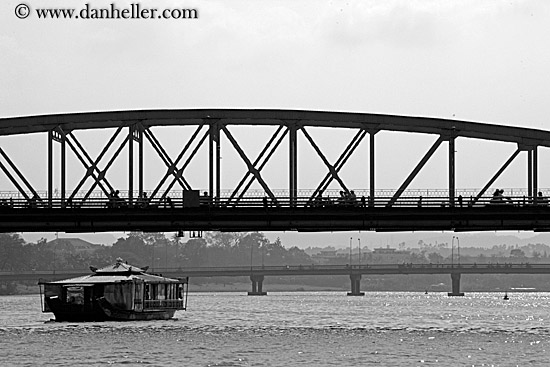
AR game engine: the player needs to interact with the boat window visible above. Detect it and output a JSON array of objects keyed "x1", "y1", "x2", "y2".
[
  {"x1": 168, "y1": 284, "x2": 174, "y2": 299},
  {"x1": 146, "y1": 284, "x2": 159, "y2": 300},
  {"x1": 135, "y1": 283, "x2": 143, "y2": 301},
  {"x1": 144, "y1": 284, "x2": 150, "y2": 300},
  {"x1": 66, "y1": 286, "x2": 84, "y2": 305}
]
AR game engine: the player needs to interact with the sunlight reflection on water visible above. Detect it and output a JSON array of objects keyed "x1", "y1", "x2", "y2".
[{"x1": 1, "y1": 292, "x2": 549, "y2": 366}]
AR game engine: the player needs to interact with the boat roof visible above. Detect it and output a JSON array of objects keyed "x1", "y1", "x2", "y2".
[
  {"x1": 49, "y1": 272, "x2": 183, "y2": 285},
  {"x1": 94, "y1": 258, "x2": 146, "y2": 274},
  {"x1": 41, "y1": 258, "x2": 185, "y2": 285}
]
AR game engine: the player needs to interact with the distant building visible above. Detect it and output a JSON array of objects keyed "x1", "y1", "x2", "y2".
[
  {"x1": 45, "y1": 238, "x2": 103, "y2": 255},
  {"x1": 311, "y1": 249, "x2": 340, "y2": 264},
  {"x1": 371, "y1": 246, "x2": 410, "y2": 263},
  {"x1": 373, "y1": 247, "x2": 398, "y2": 254}
]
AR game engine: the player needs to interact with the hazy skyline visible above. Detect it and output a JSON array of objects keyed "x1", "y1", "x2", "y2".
[{"x1": 1, "y1": 1, "x2": 549, "y2": 123}]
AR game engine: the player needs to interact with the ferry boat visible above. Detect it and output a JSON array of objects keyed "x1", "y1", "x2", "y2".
[{"x1": 39, "y1": 258, "x2": 188, "y2": 322}]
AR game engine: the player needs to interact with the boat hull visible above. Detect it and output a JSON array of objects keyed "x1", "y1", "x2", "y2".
[
  {"x1": 98, "y1": 297, "x2": 176, "y2": 321},
  {"x1": 46, "y1": 297, "x2": 177, "y2": 322}
]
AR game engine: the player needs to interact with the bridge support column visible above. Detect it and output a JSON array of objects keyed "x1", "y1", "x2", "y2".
[
  {"x1": 448, "y1": 272, "x2": 464, "y2": 296},
  {"x1": 248, "y1": 275, "x2": 267, "y2": 296},
  {"x1": 347, "y1": 274, "x2": 365, "y2": 296}
]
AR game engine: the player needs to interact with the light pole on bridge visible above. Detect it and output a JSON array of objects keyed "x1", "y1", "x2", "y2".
[
  {"x1": 451, "y1": 236, "x2": 460, "y2": 267},
  {"x1": 456, "y1": 236, "x2": 460, "y2": 265},
  {"x1": 358, "y1": 238, "x2": 361, "y2": 266},
  {"x1": 53, "y1": 232, "x2": 58, "y2": 274},
  {"x1": 451, "y1": 236, "x2": 454, "y2": 267},
  {"x1": 349, "y1": 237, "x2": 352, "y2": 266}
]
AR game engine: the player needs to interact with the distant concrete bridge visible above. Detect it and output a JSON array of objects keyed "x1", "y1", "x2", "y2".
[
  {"x1": 1, "y1": 109, "x2": 550, "y2": 232},
  {"x1": 6, "y1": 263, "x2": 550, "y2": 296}
]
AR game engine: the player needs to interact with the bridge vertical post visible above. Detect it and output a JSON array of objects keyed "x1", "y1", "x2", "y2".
[
  {"x1": 128, "y1": 125, "x2": 134, "y2": 206},
  {"x1": 248, "y1": 274, "x2": 267, "y2": 296},
  {"x1": 448, "y1": 272, "x2": 464, "y2": 296},
  {"x1": 48, "y1": 128, "x2": 66, "y2": 207},
  {"x1": 527, "y1": 149, "x2": 536, "y2": 203},
  {"x1": 533, "y1": 146, "x2": 538, "y2": 204},
  {"x1": 61, "y1": 130, "x2": 66, "y2": 206},
  {"x1": 347, "y1": 274, "x2": 365, "y2": 296},
  {"x1": 216, "y1": 125, "x2": 221, "y2": 201},
  {"x1": 369, "y1": 131, "x2": 376, "y2": 206},
  {"x1": 289, "y1": 124, "x2": 298, "y2": 207},
  {"x1": 449, "y1": 136, "x2": 455, "y2": 207},
  {"x1": 209, "y1": 120, "x2": 221, "y2": 204},
  {"x1": 138, "y1": 127, "x2": 143, "y2": 196},
  {"x1": 209, "y1": 123, "x2": 214, "y2": 201},
  {"x1": 48, "y1": 130, "x2": 53, "y2": 208}
]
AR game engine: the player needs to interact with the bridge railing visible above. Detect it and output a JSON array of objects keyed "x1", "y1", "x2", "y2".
[
  {"x1": 0, "y1": 188, "x2": 544, "y2": 199},
  {"x1": 149, "y1": 262, "x2": 550, "y2": 273},
  {"x1": 0, "y1": 193, "x2": 547, "y2": 210}
]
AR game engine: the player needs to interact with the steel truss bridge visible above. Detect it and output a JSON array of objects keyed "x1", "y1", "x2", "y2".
[
  {"x1": 4, "y1": 263, "x2": 550, "y2": 296},
  {"x1": 1, "y1": 109, "x2": 550, "y2": 232}
]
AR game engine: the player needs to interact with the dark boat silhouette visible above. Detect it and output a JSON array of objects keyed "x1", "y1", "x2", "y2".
[{"x1": 39, "y1": 258, "x2": 188, "y2": 321}]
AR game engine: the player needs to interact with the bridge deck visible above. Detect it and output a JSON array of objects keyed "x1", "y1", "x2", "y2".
[
  {"x1": 1, "y1": 202, "x2": 550, "y2": 232},
  {"x1": 6, "y1": 263, "x2": 550, "y2": 282}
]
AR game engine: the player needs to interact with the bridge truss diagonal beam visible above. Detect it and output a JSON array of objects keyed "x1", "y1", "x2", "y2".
[
  {"x1": 221, "y1": 125, "x2": 279, "y2": 205},
  {"x1": 81, "y1": 133, "x2": 130, "y2": 202},
  {"x1": 387, "y1": 136, "x2": 445, "y2": 207},
  {"x1": 159, "y1": 127, "x2": 210, "y2": 200},
  {"x1": 65, "y1": 127, "x2": 123, "y2": 200},
  {"x1": 0, "y1": 147, "x2": 37, "y2": 200},
  {"x1": 227, "y1": 125, "x2": 287, "y2": 205},
  {"x1": 473, "y1": 148, "x2": 522, "y2": 204},
  {"x1": 309, "y1": 128, "x2": 367, "y2": 203},
  {"x1": 147, "y1": 124, "x2": 207, "y2": 200},
  {"x1": 300, "y1": 126, "x2": 350, "y2": 195},
  {"x1": 143, "y1": 128, "x2": 192, "y2": 195}
]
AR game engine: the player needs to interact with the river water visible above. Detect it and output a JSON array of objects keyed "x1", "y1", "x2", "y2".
[{"x1": 1, "y1": 291, "x2": 549, "y2": 366}]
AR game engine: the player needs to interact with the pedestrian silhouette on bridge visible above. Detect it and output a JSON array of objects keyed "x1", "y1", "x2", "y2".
[
  {"x1": 538, "y1": 191, "x2": 548, "y2": 205},
  {"x1": 349, "y1": 190, "x2": 357, "y2": 206}
]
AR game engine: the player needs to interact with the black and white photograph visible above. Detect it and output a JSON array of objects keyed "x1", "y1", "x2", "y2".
[{"x1": 1, "y1": 0, "x2": 550, "y2": 365}]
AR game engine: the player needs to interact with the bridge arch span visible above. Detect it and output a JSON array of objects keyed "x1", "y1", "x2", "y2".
[
  {"x1": 1, "y1": 109, "x2": 549, "y2": 147},
  {"x1": 0, "y1": 109, "x2": 548, "y2": 223}
]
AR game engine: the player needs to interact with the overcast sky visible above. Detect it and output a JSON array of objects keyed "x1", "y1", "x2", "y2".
[{"x1": 2, "y1": 0, "x2": 550, "y2": 246}]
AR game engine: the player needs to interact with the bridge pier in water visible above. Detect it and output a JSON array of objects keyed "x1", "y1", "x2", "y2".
[
  {"x1": 447, "y1": 272, "x2": 465, "y2": 296},
  {"x1": 248, "y1": 275, "x2": 267, "y2": 296},
  {"x1": 347, "y1": 274, "x2": 365, "y2": 296}
]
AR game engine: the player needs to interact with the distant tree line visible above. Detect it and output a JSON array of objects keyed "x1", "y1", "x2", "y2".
[
  {"x1": 0, "y1": 231, "x2": 312, "y2": 294},
  {"x1": 0, "y1": 232, "x2": 311, "y2": 272}
]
